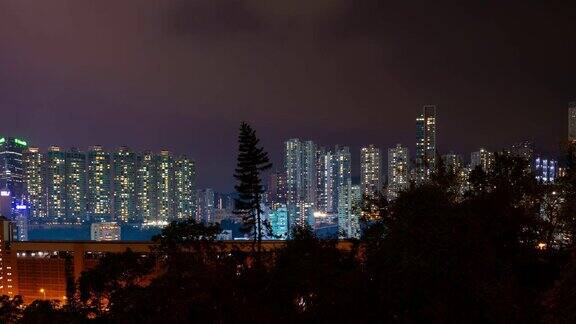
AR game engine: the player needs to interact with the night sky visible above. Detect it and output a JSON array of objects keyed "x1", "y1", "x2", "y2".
[{"x1": 1, "y1": 1, "x2": 575, "y2": 191}]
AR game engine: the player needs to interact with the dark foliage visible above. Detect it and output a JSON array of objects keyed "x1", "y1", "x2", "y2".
[{"x1": 9, "y1": 150, "x2": 576, "y2": 322}]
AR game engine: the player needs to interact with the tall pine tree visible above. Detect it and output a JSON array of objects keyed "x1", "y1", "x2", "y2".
[{"x1": 234, "y1": 122, "x2": 272, "y2": 257}]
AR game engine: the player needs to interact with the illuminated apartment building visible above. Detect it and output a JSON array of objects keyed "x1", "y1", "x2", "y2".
[
  {"x1": 23, "y1": 148, "x2": 46, "y2": 220},
  {"x1": 388, "y1": 144, "x2": 409, "y2": 200},
  {"x1": 64, "y1": 148, "x2": 86, "y2": 223},
  {"x1": 87, "y1": 146, "x2": 112, "y2": 222},
  {"x1": 174, "y1": 156, "x2": 196, "y2": 220},
  {"x1": 360, "y1": 145, "x2": 382, "y2": 197},
  {"x1": 155, "y1": 150, "x2": 174, "y2": 223},
  {"x1": 113, "y1": 147, "x2": 137, "y2": 222},
  {"x1": 136, "y1": 151, "x2": 156, "y2": 223},
  {"x1": 44, "y1": 147, "x2": 66, "y2": 223},
  {"x1": 285, "y1": 139, "x2": 317, "y2": 228},
  {"x1": 415, "y1": 105, "x2": 437, "y2": 183}
]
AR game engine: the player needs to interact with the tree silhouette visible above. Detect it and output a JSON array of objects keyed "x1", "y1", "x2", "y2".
[
  {"x1": 233, "y1": 122, "x2": 272, "y2": 258},
  {"x1": 78, "y1": 248, "x2": 154, "y2": 316},
  {"x1": 0, "y1": 295, "x2": 23, "y2": 323}
]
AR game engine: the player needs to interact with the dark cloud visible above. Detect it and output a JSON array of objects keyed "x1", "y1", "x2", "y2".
[
  {"x1": 162, "y1": 0, "x2": 261, "y2": 37},
  {"x1": 0, "y1": 1, "x2": 575, "y2": 191}
]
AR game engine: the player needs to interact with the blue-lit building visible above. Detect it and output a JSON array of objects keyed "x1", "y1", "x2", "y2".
[
  {"x1": 269, "y1": 206, "x2": 288, "y2": 239},
  {"x1": 0, "y1": 137, "x2": 28, "y2": 202},
  {"x1": 13, "y1": 203, "x2": 29, "y2": 241},
  {"x1": 535, "y1": 157, "x2": 557, "y2": 184}
]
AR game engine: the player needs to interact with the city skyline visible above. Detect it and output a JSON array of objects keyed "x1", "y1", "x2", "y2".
[{"x1": 3, "y1": 102, "x2": 570, "y2": 195}]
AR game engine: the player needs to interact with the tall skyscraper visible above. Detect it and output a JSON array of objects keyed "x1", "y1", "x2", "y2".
[
  {"x1": 174, "y1": 155, "x2": 196, "y2": 220},
  {"x1": 388, "y1": 144, "x2": 409, "y2": 200},
  {"x1": 415, "y1": 105, "x2": 437, "y2": 183},
  {"x1": 155, "y1": 150, "x2": 174, "y2": 222},
  {"x1": 569, "y1": 101, "x2": 576, "y2": 142},
  {"x1": 268, "y1": 170, "x2": 286, "y2": 210},
  {"x1": 471, "y1": 148, "x2": 494, "y2": 172},
  {"x1": 360, "y1": 145, "x2": 382, "y2": 197},
  {"x1": 65, "y1": 148, "x2": 86, "y2": 223},
  {"x1": 0, "y1": 137, "x2": 28, "y2": 201},
  {"x1": 87, "y1": 145, "x2": 112, "y2": 222},
  {"x1": 23, "y1": 148, "x2": 46, "y2": 220},
  {"x1": 338, "y1": 180, "x2": 361, "y2": 239},
  {"x1": 334, "y1": 145, "x2": 352, "y2": 202},
  {"x1": 197, "y1": 188, "x2": 215, "y2": 224},
  {"x1": 318, "y1": 149, "x2": 336, "y2": 213},
  {"x1": 113, "y1": 147, "x2": 137, "y2": 222},
  {"x1": 136, "y1": 151, "x2": 156, "y2": 223},
  {"x1": 315, "y1": 146, "x2": 328, "y2": 211},
  {"x1": 44, "y1": 146, "x2": 66, "y2": 223},
  {"x1": 285, "y1": 139, "x2": 301, "y2": 210},
  {"x1": 285, "y1": 139, "x2": 317, "y2": 228}
]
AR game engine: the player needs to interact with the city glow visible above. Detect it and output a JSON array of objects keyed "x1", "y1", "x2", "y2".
[{"x1": 313, "y1": 211, "x2": 328, "y2": 218}]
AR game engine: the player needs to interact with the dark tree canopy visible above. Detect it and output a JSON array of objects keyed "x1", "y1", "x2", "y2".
[{"x1": 8, "y1": 142, "x2": 576, "y2": 323}]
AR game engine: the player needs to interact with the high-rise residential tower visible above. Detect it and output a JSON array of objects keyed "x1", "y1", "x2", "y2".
[
  {"x1": 113, "y1": 147, "x2": 137, "y2": 223},
  {"x1": 64, "y1": 148, "x2": 86, "y2": 223},
  {"x1": 415, "y1": 105, "x2": 437, "y2": 183},
  {"x1": 155, "y1": 150, "x2": 174, "y2": 222},
  {"x1": 197, "y1": 188, "x2": 214, "y2": 224},
  {"x1": 44, "y1": 146, "x2": 66, "y2": 223},
  {"x1": 284, "y1": 139, "x2": 317, "y2": 228},
  {"x1": 360, "y1": 145, "x2": 382, "y2": 197},
  {"x1": 388, "y1": 144, "x2": 409, "y2": 200},
  {"x1": 318, "y1": 149, "x2": 336, "y2": 213},
  {"x1": 135, "y1": 151, "x2": 156, "y2": 223},
  {"x1": 315, "y1": 146, "x2": 328, "y2": 211},
  {"x1": 268, "y1": 170, "x2": 286, "y2": 210},
  {"x1": 338, "y1": 180, "x2": 361, "y2": 239},
  {"x1": 334, "y1": 145, "x2": 352, "y2": 201},
  {"x1": 113, "y1": 147, "x2": 137, "y2": 222},
  {"x1": 23, "y1": 148, "x2": 46, "y2": 220},
  {"x1": 87, "y1": 145, "x2": 112, "y2": 222},
  {"x1": 174, "y1": 155, "x2": 196, "y2": 220}
]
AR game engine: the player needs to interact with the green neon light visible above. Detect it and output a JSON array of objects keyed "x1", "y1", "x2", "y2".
[
  {"x1": 0, "y1": 138, "x2": 4, "y2": 144},
  {"x1": 14, "y1": 138, "x2": 27, "y2": 146}
]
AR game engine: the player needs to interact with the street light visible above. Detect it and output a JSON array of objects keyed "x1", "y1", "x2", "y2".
[{"x1": 39, "y1": 288, "x2": 46, "y2": 299}]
